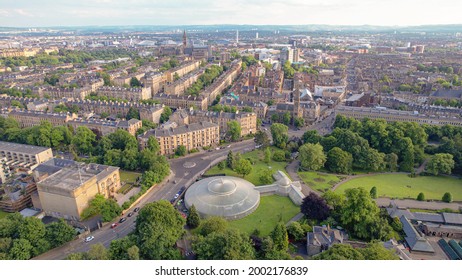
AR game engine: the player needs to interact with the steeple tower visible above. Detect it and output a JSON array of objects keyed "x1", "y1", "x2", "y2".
[{"x1": 183, "y1": 30, "x2": 187, "y2": 48}]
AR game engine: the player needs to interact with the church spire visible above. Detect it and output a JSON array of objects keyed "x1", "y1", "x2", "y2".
[{"x1": 183, "y1": 30, "x2": 187, "y2": 48}]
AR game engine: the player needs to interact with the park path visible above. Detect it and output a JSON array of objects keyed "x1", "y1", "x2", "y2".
[
  {"x1": 285, "y1": 160, "x2": 320, "y2": 196},
  {"x1": 415, "y1": 157, "x2": 430, "y2": 175},
  {"x1": 376, "y1": 198, "x2": 461, "y2": 211},
  {"x1": 285, "y1": 213, "x2": 304, "y2": 227}
]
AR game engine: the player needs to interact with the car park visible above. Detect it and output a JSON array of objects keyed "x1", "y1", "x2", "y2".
[{"x1": 85, "y1": 236, "x2": 94, "y2": 242}]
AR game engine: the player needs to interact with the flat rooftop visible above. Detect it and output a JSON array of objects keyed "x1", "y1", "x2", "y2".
[
  {"x1": 0, "y1": 141, "x2": 51, "y2": 155},
  {"x1": 38, "y1": 163, "x2": 118, "y2": 191}
]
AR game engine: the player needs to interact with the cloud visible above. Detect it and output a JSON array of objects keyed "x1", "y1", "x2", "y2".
[{"x1": 14, "y1": 9, "x2": 34, "y2": 17}]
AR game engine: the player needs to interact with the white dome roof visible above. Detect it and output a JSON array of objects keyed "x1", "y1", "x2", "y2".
[{"x1": 184, "y1": 176, "x2": 260, "y2": 220}]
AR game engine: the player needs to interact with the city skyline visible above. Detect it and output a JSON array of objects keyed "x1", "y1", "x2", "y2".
[{"x1": 1, "y1": 0, "x2": 462, "y2": 27}]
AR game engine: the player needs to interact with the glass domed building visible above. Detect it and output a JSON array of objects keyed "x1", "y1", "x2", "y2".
[{"x1": 184, "y1": 176, "x2": 260, "y2": 220}]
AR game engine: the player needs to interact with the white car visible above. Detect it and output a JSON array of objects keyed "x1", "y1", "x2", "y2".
[{"x1": 85, "y1": 236, "x2": 94, "y2": 242}]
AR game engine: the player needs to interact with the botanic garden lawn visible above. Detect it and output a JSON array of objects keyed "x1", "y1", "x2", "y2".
[
  {"x1": 227, "y1": 195, "x2": 300, "y2": 236},
  {"x1": 335, "y1": 173, "x2": 462, "y2": 201}
]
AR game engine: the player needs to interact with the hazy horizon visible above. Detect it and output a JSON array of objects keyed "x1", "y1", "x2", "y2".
[{"x1": 1, "y1": 0, "x2": 461, "y2": 28}]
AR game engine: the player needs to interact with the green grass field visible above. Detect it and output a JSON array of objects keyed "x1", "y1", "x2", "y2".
[
  {"x1": 228, "y1": 195, "x2": 300, "y2": 236},
  {"x1": 335, "y1": 174, "x2": 462, "y2": 201},
  {"x1": 120, "y1": 171, "x2": 141, "y2": 183},
  {"x1": 205, "y1": 147, "x2": 289, "y2": 186},
  {"x1": 298, "y1": 171, "x2": 342, "y2": 192}
]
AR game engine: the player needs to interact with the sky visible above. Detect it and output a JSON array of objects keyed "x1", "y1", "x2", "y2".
[{"x1": 0, "y1": 0, "x2": 461, "y2": 27}]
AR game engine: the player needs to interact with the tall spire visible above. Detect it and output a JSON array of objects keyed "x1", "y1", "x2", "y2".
[{"x1": 183, "y1": 30, "x2": 187, "y2": 48}]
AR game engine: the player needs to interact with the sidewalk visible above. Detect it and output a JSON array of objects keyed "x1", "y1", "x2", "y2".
[{"x1": 376, "y1": 197, "x2": 462, "y2": 211}]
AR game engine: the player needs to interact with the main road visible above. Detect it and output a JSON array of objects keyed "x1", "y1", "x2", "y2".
[{"x1": 34, "y1": 140, "x2": 256, "y2": 260}]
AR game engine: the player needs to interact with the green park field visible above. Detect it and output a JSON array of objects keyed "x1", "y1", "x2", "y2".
[
  {"x1": 298, "y1": 171, "x2": 343, "y2": 193},
  {"x1": 335, "y1": 174, "x2": 462, "y2": 201},
  {"x1": 228, "y1": 195, "x2": 300, "y2": 236},
  {"x1": 205, "y1": 147, "x2": 289, "y2": 186}
]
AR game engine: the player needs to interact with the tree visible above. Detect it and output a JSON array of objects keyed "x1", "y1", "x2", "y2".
[
  {"x1": 193, "y1": 229, "x2": 255, "y2": 260},
  {"x1": 270, "y1": 223, "x2": 289, "y2": 251},
  {"x1": 109, "y1": 236, "x2": 136, "y2": 260},
  {"x1": 340, "y1": 188, "x2": 392, "y2": 241},
  {"x1": 81, "y1": 194, "x2": 122, "y2": 222},
  {"x1": 298, "y1": 143, "x2": 326, "y2": 171},
  {"x1": 18, "y1": 216, "x2": 49, "y2": 256},
  {"x1": 134, "y1": 201, "x2": 185, "y2": 259},
  {"x1": 417, "y1": 192, "x2": 425, "y2": 201},
  {"x1": 235, "y1": 158, "x2": 252, "y2": 178},
  {"x1": 254, "y1": 131, "x2": 270, "y2": 147},
  {"x1": 45, "y1": 219, "x2": 76, "y2": 248},
  {"x1": 126, "y1": 107, "x2": 140, "y2": 119},
  {"x1": 287, "y1": 222, "x2": 305, "y2": 241},
  {"x1": 175, "y1": 145, "x2": 187, "y2": 157},
  {"x1": 217, "y1": 161, "x2": 226, "y2": 170},
  {"x1": 282, "y1": 112, "x2": 291, "y2": 125},
  {"x1": 264, "y1": 147, "x2": 271, "y2": 164},
  {"x1": 302, "y1": 130, "x2": 321, "y2": 144},
  {"x1": 226, "y1": 121, "x2": 241, "y2": 142},
  {"x1": 359, "y1": 242, "x2": 399, "y2": 260},
  {"x1": 270, "y1": 123, "x2": 288, "y2": 149},
  {"x1": 146, "y1": 136, "x2": 160, "y2": 154},
  {"x1": 426, "y1": 153, "x2": 455, "y2": 175},
  {"x1": 87, "y1": 243, "x2": 109, "y2": 260},
  {"x1": 370, "y1": 186, "x2": 378, "y2": 199},
  {"x1": 227, "y1": 151, "x2": 235, "y2": 169},
  {"x1": 72, "y1": 126, "x2": 96, "y2": 155},
  {"x1": 442, "y1": 192, "x2": 453, "y2": 203},
  {"x1": 294, "y1": 117, "x2": 305, "y2": 128},
  {"x1": 199, "y1": 217, "x2": 228, "y2": 236},
  {"x1": 313, "y1": 244, "x2": 364, "y2": 260},
  {"x1": 272, "y1": 150, "x2": 286, "y2": 162},
  {"x1": 186, "y1": 205, "x2": 201, "y2": 229},
  {"x1": 127, "y1": 245, "x2": 140, "y2": 260},
  {"x1": 9, "y1": 239, "x2": 33, "y2": 260},
  {"x1": 301, "y1": 192, "x2": 330, "y2": 221},
  {"x1": 259, "y1": 169, "x2": 273, "y2": 185},
  {"x1": 384, "y1": 153, "x2": 399, "y2": 172},
  {"x1": 130, "y1": 77, "x2": 141, "y2": 87},
  {"x1": 160, "y1": 106, "x2": 172, "y2": 123},
  {"x1": 326, "y1": 147, "x2": 352, "y2": 174}
]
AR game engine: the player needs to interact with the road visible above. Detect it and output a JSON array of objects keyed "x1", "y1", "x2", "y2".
[{"x1": 34, "y1": 140, "x2": 256, "y2": 260}]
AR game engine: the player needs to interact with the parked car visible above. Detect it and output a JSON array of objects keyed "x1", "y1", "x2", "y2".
[
  {"x1": 127, "y1": 212, "x2": 133, "y2": 217},
  {"x1": 119, "y1": 217, "x2": 127, "y2": 223},
  {"x1": 174, "y1": 193, "x2": 179, "y2": 199},
  {"x1": 179, "y1": 186, "x2": 186, "y2": 194},
  {"x1": 134, "y1": 207, "x2": 140, "y2": 212},
  {"x1": 226, "y1": 145, "x2": 231, "y2": 148},
  {"x1": 110, "y1": 223, "x2": 118, "y2": 229},
  {"x1": 85, "y1": 236, "x2": 94, "y2": 242}
]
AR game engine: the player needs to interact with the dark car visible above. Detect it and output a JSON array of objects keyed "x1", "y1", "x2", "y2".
[
  {"x1": 134, "y1": 207, "x2": 140, "y2": 212},
  {"x1": 170, "y1": 198, "x2": 175, "y2": 204},
  {"x1": 179, "y1": 186, "x2": 186, "y2": 194},
  {"x1": 127, "y1": 212, "x2": 134, "y2": 217},
  {"x1": 119, "y1": 217, "x2": 127, "y2": 223}
]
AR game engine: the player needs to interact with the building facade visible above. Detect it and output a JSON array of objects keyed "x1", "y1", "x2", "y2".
[{"x1": 138, "y1": 122, "x2": 220, "y2": 155}]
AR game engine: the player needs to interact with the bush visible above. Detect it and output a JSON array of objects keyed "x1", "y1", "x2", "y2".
[
  {"x1": 272, "y1": 150, "x2": 286, "y2": 162},
  {"x1": 442, "y1": 192, "x2": 453, "y2": 203},
  {"x1": 417, "y1": 192, "x2": 425, "y2": 201}
]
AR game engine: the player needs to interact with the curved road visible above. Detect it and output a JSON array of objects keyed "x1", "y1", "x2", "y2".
[{"x1": 34, "y1": 140, "x2": 256, "y2": 260}]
